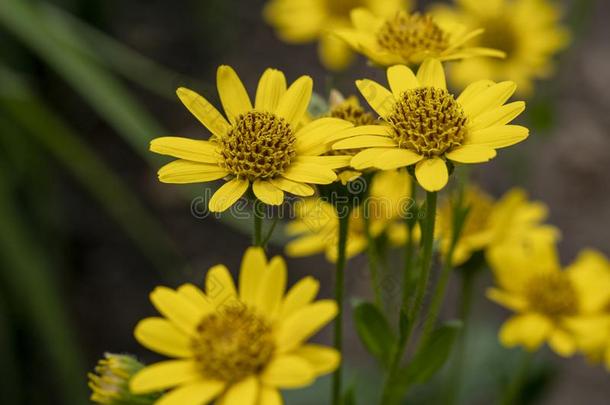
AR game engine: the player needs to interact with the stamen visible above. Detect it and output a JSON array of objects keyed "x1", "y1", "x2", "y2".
[{"x1": 525, "y1": 273, "x2": 578, "y2": 318}]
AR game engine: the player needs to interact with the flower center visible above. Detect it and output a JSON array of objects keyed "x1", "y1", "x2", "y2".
[
  {"x1": 326, "y1": 0, "x2": 364, "y2": 18},
  {"x1": 479, "y1": 17, "x2": 518, "y2": 57},
  {"x1": 376, "y1": 12, "x2": 450, "y2": 61},
  {"x1": 387, "y1": 87, "x2": 468, "y2": 157},
  {"x1": 191, "y1": 305, "x2": 275, "y2": 382},
  {"x1": 525, "y1": 273, "x2": 578, "y2": 318},
  {"x1": 219, "y1": 111, "x2": 296, "y2": 180}
]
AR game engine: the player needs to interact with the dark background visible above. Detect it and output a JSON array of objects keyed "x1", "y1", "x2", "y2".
[{"x1": 0, "y1": 0, "x2": 608, "y2": 404}]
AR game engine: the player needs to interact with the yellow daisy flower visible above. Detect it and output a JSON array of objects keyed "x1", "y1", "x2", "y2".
[
  {"x1": 130, "y1": 247, "x2": 339, "y2": 405},
  {"x1": 332, "y1": 59, "x2": 528, "y2": 192},
  {"x1": 431, "y1": 0, "x2": 570, "y2": 95},
  {"x1": 332, "y1": 8, "x2": 504, "y2": 67},
  {"x1": 150, "y1": 65, "x2": 354, "y2": 212},
  {"x1": 487, "y1": 239, "x2": 606, "y2": 357},
  {"x1": 437, "y1": 186, "x2": 559, "y2": 266},
  {"x1": 263, "y1": 0, "x2": 409, "y2": 71},
  {"x1": 285, "y1": 169, "x2": 414, "y2": 261}
]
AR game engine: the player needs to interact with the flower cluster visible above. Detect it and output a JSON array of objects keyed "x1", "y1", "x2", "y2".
[{"x1": 87, "y1": 1, "x2": 608, "y2": 405}]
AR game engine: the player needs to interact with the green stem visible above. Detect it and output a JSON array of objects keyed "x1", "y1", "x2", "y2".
[
  {"x1": 382, "y1": 191, "x2": 437, "y2": 405},
  {"x1": 332, "y1": 207, "x2": 350, "y2": 405},
  {"x1": 252, "y1": 199, "x2": 264, "y2": 246},
  {"x1": 401, "y1": 176, "x2": 418, "y2": 312},
  {"x1": 364, "y1": 213, "x2": 382, "y2": 308},
  {"x1": 501, "y1": 351, "x2": 534, "y2": 405},
  {"x1": 261, "y1": 216, "x2": 279, "y2": 248}
]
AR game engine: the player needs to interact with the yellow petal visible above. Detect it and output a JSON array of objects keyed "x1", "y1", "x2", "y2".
[
  {"x1": 134, "y1": 317, "x2": 192, "y2": 358},
  {"x1": 373, "y1": 148, "x2": 423, "y2": 170},
  {"x1": 275, "y1": 76, "x2": 313, "y2": 128},
  {"x1": 295, "y1": 156, "x2": 352, "y2": 169},
  {"x1": 221, "y1": 376, "x2": 258, "y2": 405},
  {"x1": 416, "y1": 59, "x2": 446, "y2": 90},
  {"x1": 356, "y1": 79, "x2": 395, "y2": 118},
  {"x1": 292, "y1": 344, "x2": 340, "y2": 376},
  {"x1": 177, "y1": 283, "x2": 214, "y2": 313},
  {"x1": 332, "y1": 135, "x2": 397, "y2": 149},
  {"x1": 269, "y1": 177, "x2": 314, "y2": 196},
  {"x1": 414, "y1": 158, "x2": 449, "y2": 191},
  {"x1": 285, "y1": 235, "x2": 327, "y2": 258},
  {"x1": 470, "y1": 101, "x2": 526, "y2": 131},
  {"x1": 295, "y1": 117, "x2": 353, "y2": 155},
  {"x1": 467, "y1": 125, "x2": 529, "y2": 149},
  {"x1": 351, "y1": 8, "x2": 383, "y2": 31},
  {"x1": 281, "y1": 163, "x2": 336, "y2": 184},
  {"x1": 176, "y1": 87, "x2": 230, "y2": 138},
  {"x1": 156, "y1": 380, "x2": 225, "y2": 405},
  {"x1": 261, "y1": 355, "x2": 315, "y2": 388},
  {"x1": 445, "y1": 145, "x2": 497, "y2": 163},
  {"x1": 318, "y1": 33, "x2": 355, "y2": 72},
  {"x1": 217, "y1": 65, "x2": 252, "y2": 124},
  {"x1": 205, "y1": 264, "x2": 237, "y2": 309},
  {"x1": 150, "y1": 137, "x2": 219, "y2": 163},
  {"x1": 276, "y1": 300, "x2": 337, "y2": 352},
  {"x1": 327, "y1": 124, "x2": 392, "y2": 144},
  {"x1": 549, "y1": 328, "x2": 577, "y2": 357},
  {"x1": 499, "y1": 313, "x2": 553, "y2": 351},
  {"x1": 485, "y1": 288, "x2": 527, "y2": 312},
  {"x1": 158, "y1": 160, "x2": 228, "y2": 184},
  {"x1": 150, "y1": 287, "x2": 205, "y2": 335},
  {"x1": 460, "y1": 81, "x2": 517, "y2": 118},
  {"x1": 351, "y1": 148, "x2": 401, "y2": 169},
  {"x1": 258, "y1": 387, "x2": 283, "y2": 405},
  {"x1": 253, "y1": 180, "x2": 284, "y2": 205},
  {"x1": 387, "y1": 64, "x2": 419, "y2": 97},
  {"x1": 130, "y1": 360, "x2": 200, "y2": 394},
  {"x1": 280, "y1": 277, "x2": 320, "y2": 319},
  {"x1": 255, "y1": 255, "x2": 287, "y2": 316},
  {"x1": 208, "y1": 178, "x2": 249, "y2": 212},
  {"x1": 239, "y1": 247, "x2": 267, "y2": 306},
  {"x1": 255, "y1": 69, "x2": 287, "y2": 112},
  {"x1": 456, "y1": 80, "x2": 494, "y2": 106}
]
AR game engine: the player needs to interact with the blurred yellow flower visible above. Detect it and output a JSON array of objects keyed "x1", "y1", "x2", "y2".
[
  {"x1": 150, "y1": 65, "x2": 355, "y2": 212},
  {"x1": 431, "y1": 0, "x2": 570, "y2": 95},
  {"x1": 286, "y1": 169, "x2": 414, "y2": 261},
  {"x1": 130, "y1": 247, "x2": 339, "y2": 405},
  {"x1": 437, "y1": 187, "x2": 559, "y2": 266},
  {"x1": 89, "y1": 353, "x2": 155, "y2": 405},
  {"x1": 332, "y1": 59, "x2": 528, "y2": 191},
  {"x1": 487, "y1": 239, "x2": 607, "y2": 357},
  {"x1": 264, "y1": 0, "x2": 410, "y2": 71},
  {"x1": 332, "y1": 8, "x2": 504, "y2": 67}
]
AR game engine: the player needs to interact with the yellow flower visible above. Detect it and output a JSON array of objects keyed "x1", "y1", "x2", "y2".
[
  {"x1": 264, "y1": 0, "x2": 409, "y2": 71},
  {"x1": 130, "y1": 247, "x2": 339, "y2": 405},
  {"x1": 285, "y1": 169, "x2": 414, "y2": 261},
  {"x1": 150, "y1": 65, "x2": 354, "y2": 212},
  {"x1": 437, "y1": 186, "x2": 559, "y2": 266},
  {"x1": 431, "y1": 0, "x2": 570, "y2": 95},
  {"x1": 332, "y1": 59, "x2": 528, "y2": 191},
  {"x1": 563, "y1": 251, "x2": 610, "y2": 368},
  {"x1": 487, "y1": 239, "x2": 607, "y2": 357},
  {"x1": 332, "y1": 8, "x2": 504, "y2": 67},
  {"x1": 89, "y1": 353, "x2": 155, "y2": 404}
]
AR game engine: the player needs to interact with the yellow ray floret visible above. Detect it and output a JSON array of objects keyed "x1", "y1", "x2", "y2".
[
  {"x1": 332, "y1": 8, "x2": 504, "y2": 66},
  {"x1": 332, "y1": 59, "x2": 528, "y2": 192},
  {"x1": 150, "y1": 65, "x2": 354, "y2": 212},
  {"x1": 130, "y1": 247, "x2": 340, "y2": 405}
]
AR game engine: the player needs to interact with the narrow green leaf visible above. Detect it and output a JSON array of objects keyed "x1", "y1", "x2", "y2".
[
  {"x1": 353, "y1": 302, "x2": 395, "y2": 367},
  {"x1": 405, "y1": 320, "x2": 463, "y2": 385}
]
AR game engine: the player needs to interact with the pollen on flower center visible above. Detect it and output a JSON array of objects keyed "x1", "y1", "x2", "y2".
[
  {"x1": 191, "y1": 305, "x2": 275, "y2": 382},
  {"x1": 219, "y1": 111, "x2": 296, "y2": 180},
  {"x1": 387, "y1": 87, "x2": 468, "y2": 157},
  {"x1": 525, "y1": 273, "x2": 578, "y2": 318},
  {"x1": 376, "y1": 12, "x2": 450, "y2": 60}
]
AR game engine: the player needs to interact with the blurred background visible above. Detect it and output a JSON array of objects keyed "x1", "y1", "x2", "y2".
[{"x1": 0, "y1": 0, "x2": 608, "y2": 404}]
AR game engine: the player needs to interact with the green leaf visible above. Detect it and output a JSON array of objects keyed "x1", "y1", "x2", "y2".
[
  {"x1": 353, "y1": 302, "x2": 395, "y2": 367},
  {"x1": 404, "y1": 320, "x2": 462, "y2": 385}
]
